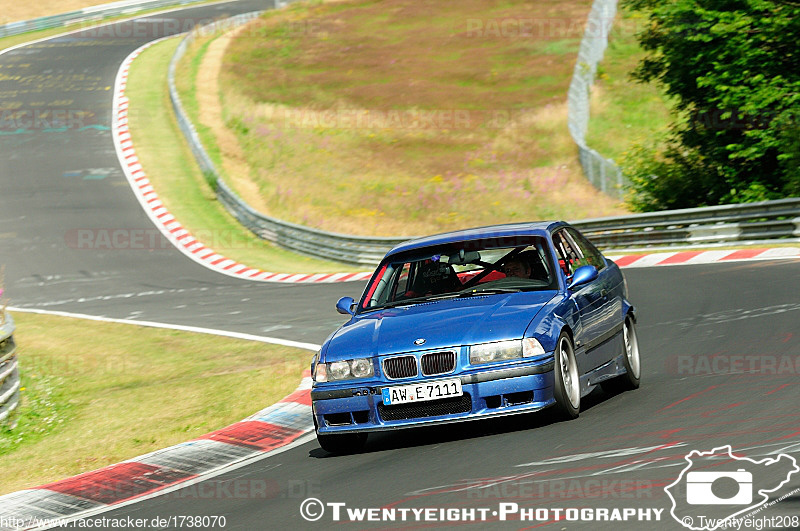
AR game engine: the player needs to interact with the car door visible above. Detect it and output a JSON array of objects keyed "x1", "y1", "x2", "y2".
[
  {"x1": 566, "y1": 228, "x2": 624, "y2": 369},
  {"x1": 552, "y1": 229, "x2": 607, "y2": 373}
]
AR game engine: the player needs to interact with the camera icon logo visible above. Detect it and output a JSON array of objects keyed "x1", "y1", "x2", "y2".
[{"x1": 685, "y1": 469, "x2": 752, "y2": 505}]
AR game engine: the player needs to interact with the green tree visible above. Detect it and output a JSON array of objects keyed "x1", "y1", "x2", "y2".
[{"x1": 622, "y1": 0, "x2": 800, "y2": 211}]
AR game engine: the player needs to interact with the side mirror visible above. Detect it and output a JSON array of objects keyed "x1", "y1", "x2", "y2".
[
  {"x1": 567, "y1": 265, "x2": 598, "y2": 290},
  {"x1": 336, "y1": 296, "x2": 356, "y2": 316}
]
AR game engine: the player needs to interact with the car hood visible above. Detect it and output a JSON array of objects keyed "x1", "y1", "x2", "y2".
[{"x1": 323, "y1": 291, "x2": 557, "y2": 361}]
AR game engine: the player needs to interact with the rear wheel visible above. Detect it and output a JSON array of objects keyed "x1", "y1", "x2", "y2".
[
  {"x1": 601, "y1": 315, "x2": 641, "y2": 393},
  {"x1": 314, "y1": 416, "x2": 367, "y2": 454},
  {"x1": 552, "y1": 332, "x2": 580, "y2": 419}
]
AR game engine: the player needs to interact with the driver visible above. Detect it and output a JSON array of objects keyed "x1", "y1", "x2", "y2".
[{"x1": 502, "y1": 258, "x2": 531, "y2": 279}]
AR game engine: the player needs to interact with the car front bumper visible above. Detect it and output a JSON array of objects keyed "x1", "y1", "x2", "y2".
[{"x1": 312, "y1": 356, "x2": 556, "y2": 434}]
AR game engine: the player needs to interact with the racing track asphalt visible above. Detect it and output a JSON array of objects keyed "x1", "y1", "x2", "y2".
[
  {"x1": 97, "y1": 260, "x2": 800, "y2": 530},
  {"x1": 1, "y1": 2, "x2": 800, "y2": 530},
  {"x1": 0, "y1": 0, "x2": 355, "y2": 345}
]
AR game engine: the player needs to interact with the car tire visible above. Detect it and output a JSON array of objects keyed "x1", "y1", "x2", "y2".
[
  {"x1": 553, "y1": 332, "x2": 580, "y2": 419},
  {"x1": 314, "y1": 417, "x2": 367, "y2": 455},
  {"x1": 601, "y1": 315, "x2": 641, "y2": 394}
]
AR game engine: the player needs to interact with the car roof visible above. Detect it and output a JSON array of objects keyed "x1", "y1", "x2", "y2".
[{"x1": 386, "y1": 220, "x2": 567, "y2": 258}]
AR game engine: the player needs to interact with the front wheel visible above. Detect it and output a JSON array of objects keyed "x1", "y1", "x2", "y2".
[
  {"x1": 552, "y1": 332, "x2": 580, "y2": 419},
  {"x1": 314, "y1": 417, "x2": 367, "y2": 454},
  {"x1": 601, "y1": 315, "x2": 641, "y2": 393}
]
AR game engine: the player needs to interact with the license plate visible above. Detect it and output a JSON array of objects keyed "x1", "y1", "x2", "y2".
[{"x1": 381, "y1": 378, "x2": 463, "y2": 406}]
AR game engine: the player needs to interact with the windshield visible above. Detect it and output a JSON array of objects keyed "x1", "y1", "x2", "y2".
[{"x1": 360, "y1": 235, "x2": 557, "y2": 311}]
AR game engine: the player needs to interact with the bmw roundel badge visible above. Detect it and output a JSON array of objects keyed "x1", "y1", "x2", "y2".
[{"x1": 414, "y1": 338, "x2": 426, "y2": 346}]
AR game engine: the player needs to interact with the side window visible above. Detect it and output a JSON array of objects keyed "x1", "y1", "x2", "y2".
[
  {"x1": 567, "y1": 228, "x2": 605, "y2": 271},
  {"x1": 552, "y1": 230, "x2": 583, "y2": 276}
]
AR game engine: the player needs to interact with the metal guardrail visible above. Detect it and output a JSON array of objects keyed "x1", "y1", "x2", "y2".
[
  {"x1": 567, "y1": 0, "x2": 627, "y2": 199},
  {"x1": 0, "y1": 311, "x2": 19, "y2": 426},
  {"x1": 572, "y1": 198, "x2": 800, "y2": 249},
  {"x1": 0, "y1": 0, "x2": 211, "y2": 38},
  {"x1": 167, "y1": 10, "x2": 800, "y2": 266}
]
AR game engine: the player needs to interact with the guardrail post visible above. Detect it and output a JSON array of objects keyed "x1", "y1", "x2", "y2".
[
  {"x1": 688, "y1": 223, "x2": 742, "y2": 245},
  {"x1": 0, "y1": 310, "x2": 19, "y2": 427}
]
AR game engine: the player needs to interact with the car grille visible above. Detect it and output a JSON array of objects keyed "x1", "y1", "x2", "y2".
[
  {"x1": 421, "y1": 351, "x2": 456, "y2": 376},
  {"x1": 378, "y1": 393, "x2": 472, "y2": 421},
  {"x1": 383, "y1": 355, "x2": 418, "y2": 379}
]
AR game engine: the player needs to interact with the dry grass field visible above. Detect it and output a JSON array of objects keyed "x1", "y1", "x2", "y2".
[{"x1": 192, "y1": 0, "x2": 629, "y2": 237}]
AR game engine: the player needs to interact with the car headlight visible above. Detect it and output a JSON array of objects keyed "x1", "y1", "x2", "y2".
[
  {"x1": 469, "y1": 338, "x2": 546, "y2": 364},
  {"x1": 315, "y1": 358, "x2": 375, "y2": 382},
  {"x1": 329, "y1": 361, "x2": 351, "y2": 380},
  {"x1": 470, "y1": 340, "x2": 522, "y2": 364},
  {"x1": 350, "y1": 358, "x2": 373, "y2": 378}
]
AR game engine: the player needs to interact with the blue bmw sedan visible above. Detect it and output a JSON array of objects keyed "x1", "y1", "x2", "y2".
[{"x1": 311, "y1": 222, "x2": 640, "y2": 453}]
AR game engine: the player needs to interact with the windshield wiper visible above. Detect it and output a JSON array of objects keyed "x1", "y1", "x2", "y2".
[
  {"x1": 376, "y1": 292, "x2": 464, "y2": 309},
  {"x1": 373, "y1": 289, "x2": 521, "y2": 310},
  {"x1": 378, "y1": 298, "x2": 427, "y2": 309}
]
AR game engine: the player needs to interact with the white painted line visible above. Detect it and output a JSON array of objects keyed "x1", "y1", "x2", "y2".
[{"x1": 8, "y1": 307, "x2": 321, "y2": 351}]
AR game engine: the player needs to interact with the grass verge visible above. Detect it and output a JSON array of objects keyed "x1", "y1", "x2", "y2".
[
  {"x1": 190, "y1": 0, "x2": 629, "y2": 237},
  {"x1": 126, "y1": 37, "x2": 361, "y2": 273},
  {"x1": 0, "y1": 312, "x2": 312, "y2": 496}
]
